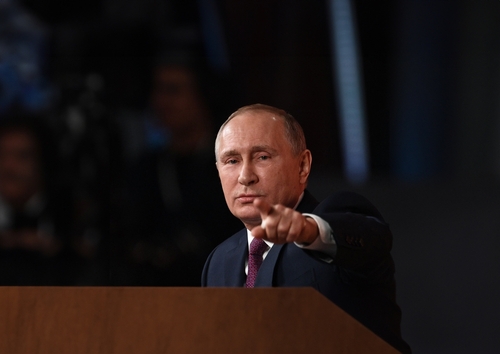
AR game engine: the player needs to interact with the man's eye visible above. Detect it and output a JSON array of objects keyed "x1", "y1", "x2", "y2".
[
  {"x1": 227, "y1": 159, "x2": 238, "y2": 164},
  {"x1": 258, "y1": 155, "x2": 270, "y2": 161}
]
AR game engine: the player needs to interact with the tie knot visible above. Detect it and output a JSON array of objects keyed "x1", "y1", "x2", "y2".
[{"x1": 249, "y1": 238, "x2": 268, "y2": 256}]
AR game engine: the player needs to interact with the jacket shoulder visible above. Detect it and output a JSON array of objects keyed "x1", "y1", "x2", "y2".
[{"x1": 315, "y1": 191, "x2": 386, "y2": 221}]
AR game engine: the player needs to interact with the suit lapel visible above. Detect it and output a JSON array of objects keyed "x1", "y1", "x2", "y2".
[
  {"x1": 254, "y1": 243, "x2": 284, "y2": 286},
  {"x1": 224, "y1": 229, "x2": 248, "y2": 286}
]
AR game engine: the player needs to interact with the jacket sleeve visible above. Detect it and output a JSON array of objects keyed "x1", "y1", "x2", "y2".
[{"x1": 313, "y1": 191, "x2": 394, "y2": 274}]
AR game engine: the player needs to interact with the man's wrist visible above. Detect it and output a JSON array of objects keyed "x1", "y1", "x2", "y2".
[
  {"x1": 300, "y1": 216, "x2": 319, "y2": 245},
  {"x1": 295, "y1": 213, "x2": 337, "y2": 258}
]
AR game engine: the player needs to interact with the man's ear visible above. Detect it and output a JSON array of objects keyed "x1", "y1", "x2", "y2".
[{"x1": 299, "y1": 149, "x2": 312, "y2": 184}]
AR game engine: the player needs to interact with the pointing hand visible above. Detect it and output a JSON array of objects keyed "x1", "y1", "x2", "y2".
[{"x1": 250, "y1": 198, "x2": 318, "y2": 245}]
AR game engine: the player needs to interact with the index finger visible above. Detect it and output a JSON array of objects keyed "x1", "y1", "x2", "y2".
[{"x1": 253, "y1": 198, "x2": 274, "y2": 217}]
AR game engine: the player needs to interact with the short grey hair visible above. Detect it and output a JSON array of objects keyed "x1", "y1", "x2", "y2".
[{"x1": 215, "y1": 103, "x2": 307, "y2": 160}]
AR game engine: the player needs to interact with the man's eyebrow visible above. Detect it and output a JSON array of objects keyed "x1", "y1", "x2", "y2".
[
  {"x1": 250, "y1": 145, "x2": 278, "y2": 154},
  {"x1": 219, "y1": 149, "x2": 240, "y2": 159},
  {"x1": 219, "y1": 145, "x2": 278, "y2": 159}
]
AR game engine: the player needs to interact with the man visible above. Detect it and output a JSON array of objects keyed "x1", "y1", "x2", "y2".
[
  {"x1": 0, "y1": 117, "x2": 75, "y2": 284},
  {"x1": 114, "y1": 52, "x2": 240, "y2": 285},
  {"x1": 202, "y1": 104, "x2": 411, "y2": 353}
]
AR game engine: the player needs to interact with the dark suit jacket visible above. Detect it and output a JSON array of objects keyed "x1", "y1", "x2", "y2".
[{"x1": 202, "y1": 190, "x2": 411, "y2": 353}]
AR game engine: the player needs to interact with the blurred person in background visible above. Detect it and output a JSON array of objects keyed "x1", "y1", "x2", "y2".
[
  {"x1": 112, "y1": 50, "x2": 240, "y2": 286},
  {"x1": 0, "y1": 110, "x2": 78, "y2": 284},
  {"x1": 0, "y1": 0, "x2": 52, "y2": 115},
  {"x1": 0, "y1": 0, "x2": 110, "y2": 284}
]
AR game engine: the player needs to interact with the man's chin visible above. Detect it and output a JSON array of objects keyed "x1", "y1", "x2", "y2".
[{"x1": 233, "y1": 210, "x2": 261, "y2": 228}]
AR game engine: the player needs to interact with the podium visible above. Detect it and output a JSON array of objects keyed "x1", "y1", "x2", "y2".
[{"x1": 0, "y1": 287, "x2": 398, "y2": 353}]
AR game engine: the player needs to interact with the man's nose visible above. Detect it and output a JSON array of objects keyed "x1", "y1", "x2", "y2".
[{"x1": 238, "y1": 161, "x2": 258, "y2": 186}]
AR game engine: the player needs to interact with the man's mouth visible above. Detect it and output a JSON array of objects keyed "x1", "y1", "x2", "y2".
[{"x1": 236, "y1": 194, "x2": 261, "y2": 204}]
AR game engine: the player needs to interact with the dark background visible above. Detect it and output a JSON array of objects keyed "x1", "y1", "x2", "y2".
[{"x1": 1, "y1": 0, "x2": 499, "y2": 352}]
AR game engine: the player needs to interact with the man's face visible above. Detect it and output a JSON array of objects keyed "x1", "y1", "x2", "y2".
[
  {"x1": 0, "y1": 130, "x2": 41, "y2": 206},
  {"x1": 216, "y1": 111, "x2": 311, "y2": 228},
  {"x1": 151, "y1": 66, "x2": 205, "y2": 133}
]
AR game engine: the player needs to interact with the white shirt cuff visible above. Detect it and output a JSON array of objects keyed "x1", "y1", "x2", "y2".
[{"x1": 295, "y1": 213, "x2": 336, "y2": 259}]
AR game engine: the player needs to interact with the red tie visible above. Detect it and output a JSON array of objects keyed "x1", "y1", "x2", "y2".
[{"x1": 245, "y1": 238, "x2": 269, "y2": 288}]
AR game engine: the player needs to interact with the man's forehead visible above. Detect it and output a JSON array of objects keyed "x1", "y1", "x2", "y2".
[
  {"x1": 215, "y1": 109, "x2": 289, "y2": 158},
  {"x1": 217, "y1": 125, "x2": 286, "y2": 157},
  {"x1": 221, "y1": 113, "x2": 284, "y2": 139}
]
